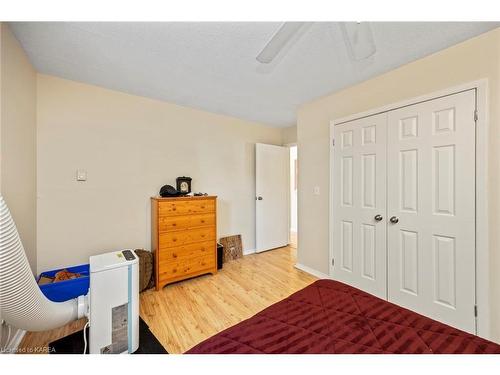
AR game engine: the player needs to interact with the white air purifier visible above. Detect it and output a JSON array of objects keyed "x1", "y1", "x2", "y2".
[{"x1": 89, "y1": 250, "x2": 139, "y2": 354}]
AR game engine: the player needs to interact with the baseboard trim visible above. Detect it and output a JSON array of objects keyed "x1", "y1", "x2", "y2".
[
  {"x1": 243, "y1": 248, "x2": 256, "y2": 255},
  {"x1": 295, "y1": 263, "x2": 330, "y2": 280}
]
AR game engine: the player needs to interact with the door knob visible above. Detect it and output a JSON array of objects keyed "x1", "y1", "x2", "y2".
[
  {"x1": 256, "y1": 196, "x2": 263, "y2": 201},
  {"x1": 374, "y1": 214, "x2": 383, "y2": 222},
  {"x1": 390, "y1": 216, "x2": 399, "y2": 224}
]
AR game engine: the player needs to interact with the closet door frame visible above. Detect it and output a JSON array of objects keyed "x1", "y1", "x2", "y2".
[{"x1": 329, "y1": 79, "x2": 490, "y2": 340}]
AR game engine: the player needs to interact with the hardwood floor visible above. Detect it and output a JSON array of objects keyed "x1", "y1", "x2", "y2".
[{"x1": 19, "y1": 246, "x2": 317, "y2": 354}]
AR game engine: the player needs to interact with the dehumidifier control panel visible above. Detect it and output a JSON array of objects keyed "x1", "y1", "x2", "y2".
[{"x1": 122, "y1": 250, "x2": 136, "y2": 261}]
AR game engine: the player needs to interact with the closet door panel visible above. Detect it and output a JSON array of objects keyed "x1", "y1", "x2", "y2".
[
  {"x1": 386, "y1": 90, "x2": 476, "y2": 333},
  {"x1": 332, "y1": 113, "x2": 387, "y2": 298}
]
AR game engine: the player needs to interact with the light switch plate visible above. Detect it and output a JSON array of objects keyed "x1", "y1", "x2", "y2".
[{"x1": 76, "y1": 169, "x2": 87, "y2": 181}]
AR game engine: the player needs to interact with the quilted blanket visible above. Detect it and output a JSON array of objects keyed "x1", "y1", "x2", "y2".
[{"x1": 186, "y1": 279, "x2": 500, "y2": 354}]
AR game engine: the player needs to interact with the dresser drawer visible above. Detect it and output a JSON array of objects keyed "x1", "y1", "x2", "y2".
[
  {"x1": 158, "y1": 200, "x2": 215, "y2": 216},
  {"x1": 159, "y1": 227, "x2": 215, "y2": 248},
  {"x1": 158, "y1": 213, "x2": 215, "y2": 232},
  {"x1": 159, "y1": 240, "x2": 215, "y2": 263},
  {"x1": 158, "y1": 254, "x2": 215, "y2": 282}
]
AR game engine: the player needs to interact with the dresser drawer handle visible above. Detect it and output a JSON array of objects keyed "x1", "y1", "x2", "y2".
[
  {"x1": 201, "y1": 220, "x2": 205, "y2": 223},
  {"x1": 173, "y1": 253, "x2": 177, "y2": 258},
  {"x1": 172, "y1": 223, "x2": 177, "y2": 227}
]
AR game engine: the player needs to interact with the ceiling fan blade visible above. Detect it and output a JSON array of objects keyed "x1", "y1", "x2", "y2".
[
  {"x1": 341, "y1": 22, "x2": 376, "y2": 61},
  {"x1": 256, "y1": 22, "x2": 308, "y2": 64}
]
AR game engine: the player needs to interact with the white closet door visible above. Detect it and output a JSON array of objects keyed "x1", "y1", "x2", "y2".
[
  {"x1": 387, "y1": 90, "x2": 476, "y2": 333},
  {"x1": 332, "y1": 113, "x2": 387, "y2": 299}
]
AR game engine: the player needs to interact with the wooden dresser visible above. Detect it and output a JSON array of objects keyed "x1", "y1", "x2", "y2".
[{"x1": 151, "y1": 196, "x2": 217, "y2": 290}]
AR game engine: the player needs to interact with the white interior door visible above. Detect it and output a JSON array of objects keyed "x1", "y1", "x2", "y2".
[
  {"x1": 387, "y1": 90, "x2": 476, "y2": 333},
  {"x1": 256, "y1": 143, "x2": 289, "y2": 253},
  {"x1": 332, "y1": 113, "x2": 387, "y2": 299}
]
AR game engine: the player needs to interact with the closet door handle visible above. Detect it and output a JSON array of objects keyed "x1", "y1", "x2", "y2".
[
  {"x1": 390, "y1": 216, "x2": 399, "y2": 224},
  {"x1": 374, "y1": 214, "x2": 383, "y2": 222}
]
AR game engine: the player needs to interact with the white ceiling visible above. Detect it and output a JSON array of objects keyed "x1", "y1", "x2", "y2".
[{"x1": 9, "y1": 22, "x2": 499, "y2": 127}]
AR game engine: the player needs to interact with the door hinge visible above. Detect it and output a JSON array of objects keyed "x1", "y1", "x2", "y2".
[
  {"x1": 474, "y1": 110, "x2": 478, "y2": 122},
  {"x1": 332, "y1": 139, "x2": 335, "y2": 147},
  {"x1": 331, "y1": 258, "x2": 335, "y2": 267},
  {"x1": 474, "y1": 305, "x2": 478, "y2": 317}
]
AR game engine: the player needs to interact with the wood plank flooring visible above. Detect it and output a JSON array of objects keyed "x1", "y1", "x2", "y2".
[{"x1": 19, "y1": 246, "x2": 317, "y2": 354}]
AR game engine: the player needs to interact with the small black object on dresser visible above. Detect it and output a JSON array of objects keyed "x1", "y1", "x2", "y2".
[{"x1": 159, "y1": 184, "x2": 179, "y2": 197}]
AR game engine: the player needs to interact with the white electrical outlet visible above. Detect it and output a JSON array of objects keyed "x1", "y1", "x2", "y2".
[
  {"x1": 313, "y1": 186, "x2": 320, "y2": 195},
  {"x1": 76, "y1": 169, "x2": 87, "y2": 181}
]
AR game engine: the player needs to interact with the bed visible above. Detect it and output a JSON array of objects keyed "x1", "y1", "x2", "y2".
[{"x1": 186, "y1": 279, "x2": 500, "y2": 354}]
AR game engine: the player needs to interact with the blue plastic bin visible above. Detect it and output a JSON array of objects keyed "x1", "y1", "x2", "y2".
[{"x1": 37, "y1": 264, "x2": 90, "y2": 302}]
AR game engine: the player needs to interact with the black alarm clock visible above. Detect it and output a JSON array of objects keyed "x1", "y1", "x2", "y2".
[{"x1": 176, "y1": 176, "x2": 192, "y2": 195}]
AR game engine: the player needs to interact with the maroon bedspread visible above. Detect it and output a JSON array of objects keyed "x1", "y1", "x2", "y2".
[{"x1": 186, "y1": 279, "x2": 500, "y2": 354}]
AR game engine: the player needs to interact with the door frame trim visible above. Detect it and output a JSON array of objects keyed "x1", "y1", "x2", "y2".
[
  {"x1": 284, "y1": 143, "x2": 298, "y2": 248},
  {"x1": 329, "y1": 79, "x2": 490, "y2": 340}
]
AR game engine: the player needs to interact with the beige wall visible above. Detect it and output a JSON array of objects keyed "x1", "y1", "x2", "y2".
[
  {"x1": 281, "y1": 125, "x2": 297, "y2": 145},
  {"x1": 36, "y1": 74, "x2": 283, "y2": 273},
  {"x1": 297, "y1": 28, "x2": 500, "y2": 341},
  {"x1": 0, "y1": 23, "x2": 37, "y2": 273}
]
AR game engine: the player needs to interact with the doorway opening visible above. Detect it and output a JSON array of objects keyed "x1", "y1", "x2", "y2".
[{"x1": 289, "y1": 145, "x2": 298, "y2": 248}]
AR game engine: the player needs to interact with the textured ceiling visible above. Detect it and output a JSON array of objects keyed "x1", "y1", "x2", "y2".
[{"x1": 9, "y1": 22, "x2": 500, "y2": 127}]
